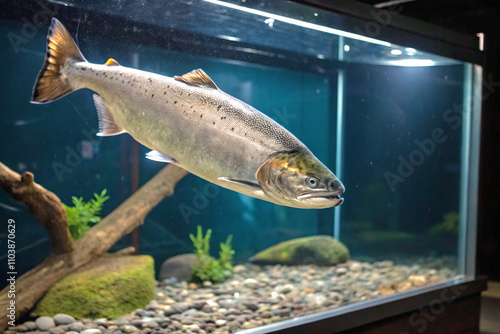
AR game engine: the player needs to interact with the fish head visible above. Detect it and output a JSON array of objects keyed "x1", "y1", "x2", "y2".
[{"x1": 257, "y1": 150, "x2": 345, "y2": 209}]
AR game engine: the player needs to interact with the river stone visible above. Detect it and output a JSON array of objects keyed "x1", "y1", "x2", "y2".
[
  {"x1": 35, "y1": 316, "x2": 55, "y2": 330},
  {"x1": 80, "y1": 329, "x2": 102, "y2": 334},
  {"x1": 159, "y1": 253, "x2": 198, "y2": 282},
  {"x1": 68, "y1": 322, "x2": 85, "y2": 332},
  {"x1": 23, "y1": 322, "x2": 37, "y2": 331},
  {"x1": 54, "y1": 314, "x2": 75, "y2": 325},
  {"x1": 249, "y1": 236, "x2": 349, "y2": 265},
  {"x1": 31, "y1": 255, "x2": 155, "y2": 319}
]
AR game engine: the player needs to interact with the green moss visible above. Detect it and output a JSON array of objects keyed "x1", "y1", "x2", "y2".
[
  {"x1": 250, "y1": 236, "x2": 349, "y2": 266},
  {"x1": 32, "y1": 255, "x2": 155, "y2": 319}
]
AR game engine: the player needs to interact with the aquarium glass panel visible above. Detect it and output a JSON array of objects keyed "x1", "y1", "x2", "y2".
[{"x1": 0, "y1": 0, "x2": 479, "y2": 332}]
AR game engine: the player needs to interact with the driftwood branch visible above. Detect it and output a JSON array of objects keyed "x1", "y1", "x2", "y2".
[
  {"x1": 0, "y1": 163, "x2": 188, "y2": 331},
  {"x1": 0, "y1": 162, "x2": 72, "y2": 254}
]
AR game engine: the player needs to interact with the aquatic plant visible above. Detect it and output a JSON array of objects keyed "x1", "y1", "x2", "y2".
[
  {"x1": 428, "y1": 211, "x2": 459, "y2": 237},
  {"x1": 63, "y1": 189, "x2": 109, "y2": 240},
  {"x1": 190, "y1": 225, "x2": 234, "y2": 283}
]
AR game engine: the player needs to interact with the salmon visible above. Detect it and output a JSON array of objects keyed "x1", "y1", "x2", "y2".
[{"x1": 32, "y1": 18, "x2": 344, "y2": 209}]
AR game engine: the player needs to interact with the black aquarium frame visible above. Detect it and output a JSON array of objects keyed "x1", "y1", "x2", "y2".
[{"x1": 1, "y1": 0, "x2": 486, "y2": 333}]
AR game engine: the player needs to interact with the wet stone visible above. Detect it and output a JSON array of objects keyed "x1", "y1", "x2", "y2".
[
  {"x1": 193, "y1": 300, "x2": 207, "y2": 310},
  {"x1": 35, "y1": 316, "x2": 56, "y2": 331},
  {"x1": 172, "y1": 303, "x2": 193, "y2": 314},
  {"x1": 10, "y1": 325, "x2": 28, "y2": 332},
  {"x1": 141, "y1": 320, "x2": 160, "y2": 328},
  {"x1": 243, "y1": 302, "x2": 259, "y2": 311},
  {"x1": 80, "y1": 329, "x2": 102, "y2": 334},
  {"x1": 201, "y1": 304, "x2": 215, "y2": 313},
  {"x1": 23, "y1": 322, "x2": 37, "y2": 331},
  {"x1": 83, "y1": 322, "x2": 99, "y2": 329},
  {"x1": 129, "y1": 318, "x2": 142, "y2": 327},
  {"x1": 243, "y1": 278, "x2": 259, "y2": 289},
  {"x1": 68, "y1": 322, "x2": 85, "y2": 332},
  {"x1": 53, "y1": 314, "x2": 75, "y2": 325},
  {"x1": 49, "y1": 325, "x2": 68, "y2": 334},
  {"x1": 93, "y1": 319, "x2": 109, "y2": 327},
  {"x1": 120, "y1": 325, "x2": 140, "y2": 333}
]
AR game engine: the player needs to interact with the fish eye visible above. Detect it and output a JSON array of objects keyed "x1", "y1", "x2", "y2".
[{"x1": 306, "y1": 176, "x2": 319, "y2": 188}]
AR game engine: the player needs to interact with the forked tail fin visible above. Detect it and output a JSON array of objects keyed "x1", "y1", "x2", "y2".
[{"x1": 31, "y1": 18, "x2": 86, "y2": 104}]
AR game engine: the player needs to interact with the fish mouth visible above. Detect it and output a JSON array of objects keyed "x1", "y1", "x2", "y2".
[{"x1": 298, "y1": 191, "x2": 344, "y2": 202}]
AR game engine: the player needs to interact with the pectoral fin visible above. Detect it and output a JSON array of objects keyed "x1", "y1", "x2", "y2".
[
  {"x1": 93, "y1": 94, "x2": 126, "y2": 136},
  {"x1": 218, "y1": 177, "x2": 261, "y2": 189},
  {"x1": 146, "y1": 150, "x2": 176, "y2": 163}
]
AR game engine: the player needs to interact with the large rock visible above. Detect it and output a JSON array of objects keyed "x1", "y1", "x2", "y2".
[
  {"x1": 159, "y1": 253, "x2": 198, "y2": 282},
  {"x1": 32, "y1": 255, "x2": 155, "y2": 319},
  {"x1": 249, "y1": 236, "x2": 349, "y2": 266}
]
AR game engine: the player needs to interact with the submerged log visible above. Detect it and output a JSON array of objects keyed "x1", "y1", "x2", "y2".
[
  {"x1": 0, "y1": 163, "x2": 72, "y2": 254},
  {"x1": 0, "y1": 162, "x2": 188, "y2": 331}
]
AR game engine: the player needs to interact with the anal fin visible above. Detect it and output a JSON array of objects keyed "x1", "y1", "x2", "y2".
[
  {"x1": 146, "y1": 150, "x2": 176, "y2": 163},
  {"x1": 93, "y1": 94, "x2": 126, "y2": 136}
]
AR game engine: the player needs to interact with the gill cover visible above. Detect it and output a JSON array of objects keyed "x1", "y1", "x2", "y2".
[{"x1": 256, "y1": 150, "x2": 344, "y2": 208}]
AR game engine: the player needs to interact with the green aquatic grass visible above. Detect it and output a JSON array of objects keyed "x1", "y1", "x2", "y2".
[
  {"x1": 190, "y1": 225, "x2": 234, "y2": 283},
  {"x1": 63, "y1": 189, "x2": 109, "y2": 239}
]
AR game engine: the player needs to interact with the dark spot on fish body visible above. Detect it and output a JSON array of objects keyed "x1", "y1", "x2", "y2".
[
  {"x1": 213, "y1": 122, "x2": 215, "y2": 125},
  {"x1": 152, "y1": 94, "x2": 154, "y2": 97},
  {"x1": 81, "y1": 68, "x2": 86, "y2": 71},
  {"x1": 231, "y1": 128, "x2": 234, "y2": 131},
  {"x1": 174, "y1": 101, "x2": 177, "y2": 104},
  {"x1": 164, "y1": 91, "x2": 166, "y2": 95},
  {"x1": 120, "y1": 73, "x2": 123, "y2": 76},
  {"x1": 200, "y1": 114, "x2": 203, "y2": 118},
  {"x1": 180, "y1": 92, "x2": 183, "y2": 96},
  {"x1": 217, "y1": 105, "x2": 222, "y2": 111}
]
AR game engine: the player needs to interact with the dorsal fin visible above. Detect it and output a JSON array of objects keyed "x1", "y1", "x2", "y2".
[
  {"x1": 104, "y1": 58, "x2": 120, "y2": 66},
  {"x1": 174, "y1": 69, "x2": 218, "y2": 89}
]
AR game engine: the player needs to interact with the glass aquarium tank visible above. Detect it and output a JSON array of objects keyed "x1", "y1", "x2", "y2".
[{"x1": 0, "y1": 0, "x2": 483, "y2": 333}]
